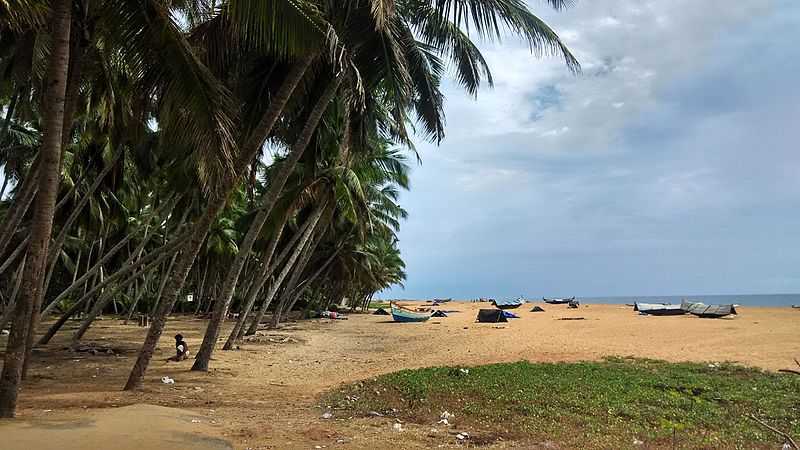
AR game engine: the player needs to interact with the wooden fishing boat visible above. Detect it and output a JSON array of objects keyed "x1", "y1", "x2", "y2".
[
  {"x1": 634, "y1": 302, "x2": 686, "y2": 316},
  {"x1": 390, "y1": 303, "x2": 433, "y2": 322},
  {"x1": 543, "y1": 296, "x2": 575, "y2": 304},
  {"x1": 682, "y1": 301, "x2": 737, "y2": 318}
]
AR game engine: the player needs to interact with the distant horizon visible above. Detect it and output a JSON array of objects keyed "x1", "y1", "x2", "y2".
[{"x1": 377, "y1": 292, "x2": 800, "y2": 306}]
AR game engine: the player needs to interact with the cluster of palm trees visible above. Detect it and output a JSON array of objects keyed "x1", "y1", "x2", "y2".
[{"x1": 0, "y1": 0, "x2": 577, "y2": 417}]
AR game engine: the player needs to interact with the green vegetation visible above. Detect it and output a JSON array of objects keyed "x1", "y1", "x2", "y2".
[
  {"x1": 327, "y1": 358, "x2": 800, "y2": 448},
  {"x1": 367, "y1": 301, "x2": 391, "y2": 309}
]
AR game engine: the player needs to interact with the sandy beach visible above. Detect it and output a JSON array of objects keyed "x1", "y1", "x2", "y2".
[{"x1": 2, "y1": 302, "x2": 798, "y2": 449}]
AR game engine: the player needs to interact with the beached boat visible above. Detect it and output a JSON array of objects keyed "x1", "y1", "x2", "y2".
[
  {"x1": 682, "y1": 301, "x2": 737, "y2": 318},
  {"x1": 390, "y1": 303, "x2": 433, "y2": 322},
  {"x1": 634, "y1": 302, "x2": 686, "y2": 316},
  {"x1": 492, "y1": 298, "x2": 523, "y2": 309},
  {"x1": 543, "y1": 297, "x2": 575, "y2": 304}
]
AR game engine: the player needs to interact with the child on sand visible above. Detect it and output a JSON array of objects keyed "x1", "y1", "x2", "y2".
[{"x1": 167, "y1": 334, "x2": 189, "y2": 361}]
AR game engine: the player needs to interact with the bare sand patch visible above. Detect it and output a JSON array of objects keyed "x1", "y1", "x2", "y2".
[{"x1": 4, "y1": 302, "x2": 798, "y2": 448}]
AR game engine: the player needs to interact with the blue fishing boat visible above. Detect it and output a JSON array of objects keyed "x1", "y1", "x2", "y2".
[{"x1": 391, "y1": 303, "x2": 433, "y2": 322}]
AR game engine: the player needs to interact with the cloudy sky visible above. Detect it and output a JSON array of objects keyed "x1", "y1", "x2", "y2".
[{"x1": 384, "y1": 0, "x2": 800, "y2": 299}]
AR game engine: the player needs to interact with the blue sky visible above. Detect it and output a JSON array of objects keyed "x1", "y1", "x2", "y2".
[{"x1": 383, "y1": 0, "x2": 800, "y2": 299}]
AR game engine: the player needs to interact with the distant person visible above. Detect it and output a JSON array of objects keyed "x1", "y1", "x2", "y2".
[{"x1": 168, "y1": 334, "x2": 189, "y2": 361}]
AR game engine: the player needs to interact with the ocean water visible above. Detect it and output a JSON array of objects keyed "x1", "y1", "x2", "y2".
[{"x1": 566, "y1": 294, "x2": 800, "y2": 307}]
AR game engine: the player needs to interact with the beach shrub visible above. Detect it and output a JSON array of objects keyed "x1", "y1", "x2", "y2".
[{"x1": 326, "y1": 357, "x2": 800, "y2": 448}]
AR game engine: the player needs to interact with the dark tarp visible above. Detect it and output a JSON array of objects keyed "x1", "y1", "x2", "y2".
[
  {"x1": 530, "y1": 306, "x2": 545, "y2": 312},
  {"x1": 477, "y1": 309, "x2": 508, "y2": 323},
  {"x1": 431, "y1": 310, "x2": 448, "y2": 317},
  {"x1": 373, "y1": 308, "x2": 390, "y2": 315}
]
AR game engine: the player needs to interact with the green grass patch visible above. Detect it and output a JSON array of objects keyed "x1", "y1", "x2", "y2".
[
  {"x1": 325, "y1": 357, "x2": 800, "y2": 448},
  {"x1": 367, "y1": 301, "x2": 391, "y2": 309}
]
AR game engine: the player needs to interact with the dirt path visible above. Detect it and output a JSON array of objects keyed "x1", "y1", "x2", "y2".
[{"x1": 3, "y1": 303, "x2": 798, "y2": 449}]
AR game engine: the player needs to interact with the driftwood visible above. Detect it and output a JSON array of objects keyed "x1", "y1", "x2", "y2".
[
  {"x1": 746, "y1": 414, "x2": 798, "y2": 449},
  {"x1": 777, "y1": 358, "x2": 800, "y2": 376}
]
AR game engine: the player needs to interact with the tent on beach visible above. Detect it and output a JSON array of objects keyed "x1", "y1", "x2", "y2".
[
  {"x1": 476, "y1": 309, "x2": 508, "y2": 323},
  {"x1": 431, "y1": 310, "x2": 448, "y2": 317},
  {"x1": 530, "y1": 306, "x2": 545, "y2": 312},
  {"x1": 373, "y1": 308, "x2": 390, "y2": 315}
]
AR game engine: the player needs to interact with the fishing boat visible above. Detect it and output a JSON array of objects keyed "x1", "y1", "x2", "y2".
[
  {"x1": 543, "y1": 296, "x2": 575, "y2": 304},
  {"x1": 634, "y1": 302, "x2": 686, "y2": 316},
  {"x1": 491, "y1": 298, "x2": 523, "y2": 309},
  {"x1": 390, "y1": 303, "x2": 433, "y2": 322},
  {"x1": 682, "y1": 300, "x2": 737, "y2": 318}
]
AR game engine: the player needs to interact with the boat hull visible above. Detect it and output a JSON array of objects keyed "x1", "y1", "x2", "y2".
[
  {"x1": 495, "y1": 303, "x2": 522, "y2": 309},
  {"x1": 391, "y1": 306, "x2": 432, "y2": 322}
]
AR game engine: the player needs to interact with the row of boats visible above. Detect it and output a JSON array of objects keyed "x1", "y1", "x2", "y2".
[
  {"x1": 388, "y1": 297, "x2": 744, "y2": 322},
  {"x1": 634, "y1": 300, "x2": 737, "y2": 318},
  {"x1": 389, "y1": 296, "x2": 580, "y2": 322}
]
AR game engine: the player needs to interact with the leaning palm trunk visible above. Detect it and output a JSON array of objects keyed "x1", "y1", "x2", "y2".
[
  {"x1": 0, "y1": 256, "x2": 26, "y2": 332},
  {"x1": 42, "y1": 147, "x2": 125, "y2": 294},
  {"x1": 270, "y1": 225, "x2": 327, "y2": 327},
  {"x1": 38, "y1": 195, "x2": 178, "y2": 320},
  {"x1": 0, "y1": 0, "x2": 72, "y2": 417},
  {"x1": 219, "y1": 212, "x2": 315, "y2": 350},
  {"x1": 124, "y1": 279, "x2": 147, "y2": 324},
  {"x1": 0, "y1": 159, "x2": 40, "y2": 257},
  {"x1": 36, "y1": 235, "x2": 187, "y2": 346},
  {"x1": 190, "y1": 212, "x2": 286, "y2": 370},
  {"x1": 71, "y1": 255, "x2": 161, "y2": 344},
  {"x1": 281, "y1": 248, "x2": 340, "y2": 320},
  {"x1": 239, "y1": 201, "x2": 327, "y2": 339},
  {"x1": 123, "y1": 55, "x2": 318, "y2": 391},
  {"x1": 0, "y1": 236, "x2": 30, "y2": 276},
  {"x1": 191, "y1": 76, "x2": 342, "y2": 370},
  {"x1": 274, "y1": 228, "x2": 337, "y2": 326}
]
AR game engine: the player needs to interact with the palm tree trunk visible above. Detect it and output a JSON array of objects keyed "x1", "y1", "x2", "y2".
[
  {"x1": 194, "y1": 259, "x2": 209, "y2": 315},
  {"x1": 42, "y1": 146, "x2": 125, "y2": 294},
  {"x1": 271, "y1": 225, "x2": 327, "y2": 327},
  {"x1": 282, "y1": 249, "x2": 339, "y2": 319},
  {"x1": 36, "y1": 236, "x2": 185, "y2": 346},
  {"x1": 190, "y1": 74, "x2": 341, "y2": 370},
  {"x1": 0, "y1": 158, "x2": 40, "y2": 257},
  {"x1": 124, "y1": 279, "x2": 145, "y2": 324},
  {"x1": 0, "y1": 236, "x2": 29, "y2": 276},
  {"x1": 220, "y1": 213, "x2": 315, "y2": 350},
  {"x1": 123, "y1": 55, "x2": 316, "y2": 390},
  {"x1": 192, "y1": 211, "x2": 289, "y2": 368},
  {"x1": 240, "y1": 200, "x2": 327, "y2": 339},
  {"x1": 0, "y1": 0, "x2": 71, "y2": 416},
  {"x1": 0, "y1": 256, "x2": 26, "y2": 332},
  {"x1": 40, "y1": 196, "x2": 177, "y2": 319}
]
